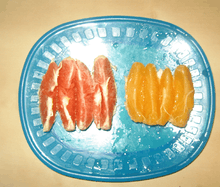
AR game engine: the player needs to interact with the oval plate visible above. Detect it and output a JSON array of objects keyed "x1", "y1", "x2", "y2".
[{"x1": 19, "y1": 16, "x2": 215, "y2": 182}]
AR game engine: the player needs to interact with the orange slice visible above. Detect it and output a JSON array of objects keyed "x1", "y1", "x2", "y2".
[
  {"x1": 125, "y1": 62, "x2": 145, "y2": 122},
  {"x1": 170, "y1": 65, "x2": 194, "y2": 127},
  {"x1": 157, "y1": 67, "x2": 174, "y2": 126},
  {"x1": 142, "y1": 63, "x2": 160, "y2": 125}
]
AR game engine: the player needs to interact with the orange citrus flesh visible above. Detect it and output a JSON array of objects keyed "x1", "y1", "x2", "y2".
[
  {"x1": 157, "y1": 67, "x2": 174, "y2": 126},
  {"x1": 142, "y1": 63, "x2": 160, "y2": 125},
  {"x1": 170, "y1": 65, "x2": 194, "y2": 127},
  {"x1": 125, "y1": 62, "x2": 145, "y2": 122},
  {"x1": 125, "y1": 63, "x2": 194, "y2": 128}
]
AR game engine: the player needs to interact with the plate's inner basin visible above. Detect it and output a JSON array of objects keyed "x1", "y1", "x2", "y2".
[{"x1": 24, "y1": 20, "x2": 211, "y2": 176}]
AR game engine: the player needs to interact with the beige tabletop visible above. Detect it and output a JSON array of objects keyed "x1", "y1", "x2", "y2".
[{"x1": 1, "y1": 0, "x2": 220, "y2": 186}]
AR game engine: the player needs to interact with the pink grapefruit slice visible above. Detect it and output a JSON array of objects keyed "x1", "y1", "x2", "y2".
[
  {"x1": 57, "y1": 57, "x2": 76, "y2": 131},
  {"x1": 75, "y1": 59, "x2": 94, "y2": 130},
  {"x1": 39, "y1": 60, "x2": 59, "y2": 132},
  {"x1": 93, "y1": 55, "x2": 117, "y2": 130},
  {"x1": 57, "y1": 57, "x2": 94, "y2": 131}
]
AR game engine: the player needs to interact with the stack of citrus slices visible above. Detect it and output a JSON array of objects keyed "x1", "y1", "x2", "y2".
[
  {"x1": 39, "y1": 55, "x2": 117, "y2": 132},
  {"x1": 125, "y1": 62, "x2": 194, "y2": 127}
]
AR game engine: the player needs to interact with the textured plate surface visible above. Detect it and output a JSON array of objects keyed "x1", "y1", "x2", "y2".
[{"x1": 19, "y1": 16, "x2": 215, "y2": 182}]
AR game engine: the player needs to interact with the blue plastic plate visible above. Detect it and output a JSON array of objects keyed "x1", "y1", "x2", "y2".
[{"x1": 19, "y1": 16, "x2": 215, "y2": 182}]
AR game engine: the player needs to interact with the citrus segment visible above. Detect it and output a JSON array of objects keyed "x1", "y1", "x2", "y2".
[
  {"x1": 157, "y1": 68, "x2": 174, "y2": 126},
  {"x1": 39, "y1": 61, "x2": 59, "y2": 132},
  {"x1": 57, "y1": 57, "x2": 76, "y2": 131},
  {"x1": 142, "y1": 63, "x2": 160, "y2": 125},
  {"x1": 93, "y1": 84, "x2": 102, "y2": 129},
  {"x1": 93, "y1": 55, "x2": 117, "y2": 130},
  {"x1": 57, "y1": 57, "x2": 94, "y2": 131},
  {"x1": 75, "y1": 59, "x2": 94, "y2": 130},
  {"x1": 170, "y1": 65, "x2": 194, "y2": 127},
  {"x1": 125, "y1": 62, "x2": 145, "y2": 122}
]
